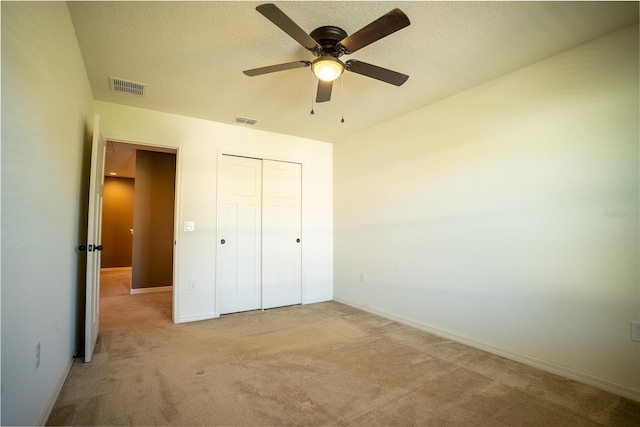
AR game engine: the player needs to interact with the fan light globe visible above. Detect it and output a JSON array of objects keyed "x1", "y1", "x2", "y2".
[{"x1": 312, "y1": 57, "x2": 344, "y2": 82}]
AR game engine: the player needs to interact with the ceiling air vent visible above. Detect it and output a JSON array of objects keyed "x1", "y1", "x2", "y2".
[
  {"x1": 110, "y1": 77, "x2": 146, "y2": 96},
  {"x1": 234, "y1": 116, "x2": 259, "y2": 126}
]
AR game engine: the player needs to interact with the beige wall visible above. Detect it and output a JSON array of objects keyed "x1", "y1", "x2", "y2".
[
  {"x1": 0, "y1": 2, "x2": 331, "y2": 423},
  {"x1": 94, "y1": 101, "x2": 334, "y2": 323},
  {"x1": 334, "y1": 24, "x2": 639, "y2": 399},
  {"x1": 1, "y1": 2, "x2": 95, "y2": 425},
  {"x1": 132, "y1": 150, "x2": 176, "y2": 289},
  {"x1": 102, "y1": 177, "x2": 135, "y2": 268}
]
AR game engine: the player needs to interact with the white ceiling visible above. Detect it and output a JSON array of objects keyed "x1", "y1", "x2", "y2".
[{"x1": 68, "y1": 1, "x2": 638, "y2": 143}]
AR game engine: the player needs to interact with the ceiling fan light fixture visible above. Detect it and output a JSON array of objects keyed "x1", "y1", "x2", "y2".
[{"x1": 312, "y1": 56, "x2": 344, "y2": 82}]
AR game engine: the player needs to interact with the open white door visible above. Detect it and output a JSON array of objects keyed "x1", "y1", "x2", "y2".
[{"x1": 85, "y1": 115, "x2": 106, "y2": 362}]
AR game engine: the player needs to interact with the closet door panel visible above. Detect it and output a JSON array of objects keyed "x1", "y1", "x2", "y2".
[
  {"x1": 218, "y1": 156, "x2": 262, "y2": 314},
  {"x1": 262, "y1": 160, "x2": 302, "y2": 309}
]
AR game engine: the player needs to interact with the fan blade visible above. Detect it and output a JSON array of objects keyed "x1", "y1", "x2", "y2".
[
  {"x1": 256, "y1": 4, "x2": 321, "y2": 52},
  {"x1": 316, "y1": 80, "x2": 333, "y2": 103},
  {"x1": 338, "y1": 8, "x2": 410, "y2": 54},
  {"x1": 345, "y1": 60, "x2": 409, "y2": 86},
  {"x1": 243, "y1": 61, "x2": 311, "y2": 77}
]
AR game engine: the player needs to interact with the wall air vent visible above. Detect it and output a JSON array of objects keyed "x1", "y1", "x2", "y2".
[
  {"x1": 234, "y1": 116, "x2": 259, "y2": 126},
  {"x1": 110, "y1": 77, "x2": 146, "y2": 96}
]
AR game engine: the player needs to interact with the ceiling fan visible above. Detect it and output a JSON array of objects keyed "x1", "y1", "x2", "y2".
[{"x1": 243, "y1": 3, "x2": 411, "y2": 103}]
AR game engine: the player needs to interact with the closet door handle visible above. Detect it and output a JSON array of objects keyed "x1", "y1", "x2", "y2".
[
  {"x1": 221, "y1": 239, "x2": 226, "y2": 244},
  {"x1": 296, "y1": 238, "x2": 300, "y2": 243}
]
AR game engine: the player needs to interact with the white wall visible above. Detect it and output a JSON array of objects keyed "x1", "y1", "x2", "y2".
[
  {"x1": 1, "y1": 3, "x2": 95, "y2": 425},
  {"x1": 0, "y1": 4, "x2": 332, "y2": 423},
  {"x1": 94, "y1": 101, "x2": 334, "y2": 323},
  {"x1": 334, "y1": 24, "x2": 639, "y2": 400}
]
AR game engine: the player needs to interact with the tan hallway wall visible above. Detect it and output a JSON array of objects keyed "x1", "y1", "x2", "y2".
[{"x1": 132, "y1": 150, "x2": 176, "y2": 289}]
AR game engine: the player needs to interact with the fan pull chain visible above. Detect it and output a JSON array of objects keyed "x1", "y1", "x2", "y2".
[
  {"x1": 310, "y1": 70, "x2": 315, "y2": 115},
  {"x1": 340, "y1": 73, "x2": 345, "y2": 123}
]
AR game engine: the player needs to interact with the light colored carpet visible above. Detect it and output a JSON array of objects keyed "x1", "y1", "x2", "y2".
[{"x1": 47, "y1": 270, "x2": 640, "y2": 426}]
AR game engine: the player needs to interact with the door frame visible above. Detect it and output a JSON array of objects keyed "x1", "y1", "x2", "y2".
[
  {"x1": 215, "y1": 149, "x2": 304, "y2": 317},
  {"x1": 102, "y1": 137, "x2": 182, "y2": 323}
]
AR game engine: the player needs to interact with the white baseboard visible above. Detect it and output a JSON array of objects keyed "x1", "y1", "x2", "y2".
[
  {"x1": 303, "y1": 295, "x2": 333, "y2": 305},
  {"x1": 130, "y1": 286, "x2": 172, "y2": 294},
  {"x1": 37, "y1": 356, "x2": 74, "y2": 426},
  {"x1": 101, "y1": 267, "x2": 132, "y2": 272},
  {"x1": 334, "y1": 297, "x2": 640, "y2": 403},
  {"x1": 177, "y1": 312, "x2": 218, "y2": 323}
]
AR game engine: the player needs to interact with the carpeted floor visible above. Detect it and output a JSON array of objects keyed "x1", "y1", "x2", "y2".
[{"x1": 47, "y1": 270, "x2": 640, "y2": 426}]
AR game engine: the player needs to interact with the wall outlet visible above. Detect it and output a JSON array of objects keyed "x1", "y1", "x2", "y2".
[
  {"x1": 632, "y1": 321, "x2": 640, "y2": 342},
  {"x1": 184, "y1": 221, "x2": 195, "y2": 232},
  {"x1": 35, "y1": 342, "x2": 41, "y2": 370},
  {"x1": 189, "y1": 280, "x2": 197, "y2": 290},
  {"x1": 359, "y1": 272, "x2": 365, "y2": 283}
]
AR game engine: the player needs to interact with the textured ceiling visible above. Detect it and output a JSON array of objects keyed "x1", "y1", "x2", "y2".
[{"x1": 68, "y1": 1, "x2": 639, "y2": 143}]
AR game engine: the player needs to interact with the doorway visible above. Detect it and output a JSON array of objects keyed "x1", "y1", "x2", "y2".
[{"x1": 101, "y1": 141, "x2": 177, "y2": 315}]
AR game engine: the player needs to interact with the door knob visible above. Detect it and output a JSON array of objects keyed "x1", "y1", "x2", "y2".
[
  {"x1": 296, "y1": 238, "x2": 300, "y2": 243},
  {"x1": 95, "y1": 245, "x2": 103, "y2": 251},
  {"x1": 77, "y1": 245, "x2": 86, "y2": 252},
  {"x1": 221, "y1": 239, "x2": 226, "y2": 244}
]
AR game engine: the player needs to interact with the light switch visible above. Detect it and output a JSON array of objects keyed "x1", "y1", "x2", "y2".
[{"x1": 184, "y1": 221, "x2": 195, "y2": 232}]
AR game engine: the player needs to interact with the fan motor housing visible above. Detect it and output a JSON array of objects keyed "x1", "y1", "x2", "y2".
[{"x1": 310, "y1": 26, "x2": 348, "y2": 56}]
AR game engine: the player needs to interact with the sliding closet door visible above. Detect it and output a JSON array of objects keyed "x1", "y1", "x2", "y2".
[
  {"x1": 262, "y1": 160, "x2": 302, "y2": 309},
  {"x1": 218, "y1": 155, "x2": 262, "y2": 314}
]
